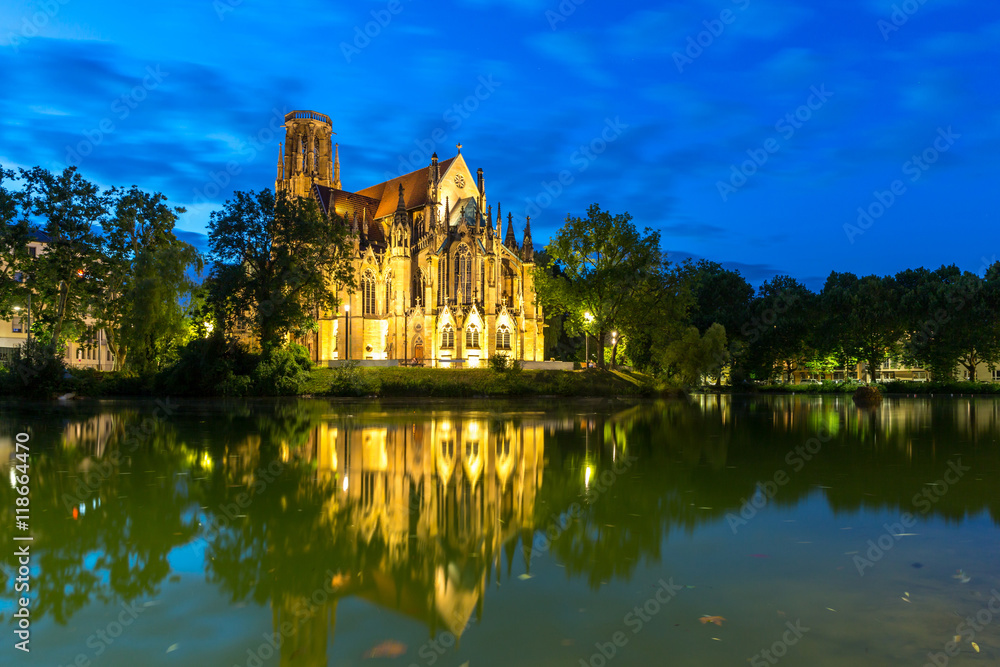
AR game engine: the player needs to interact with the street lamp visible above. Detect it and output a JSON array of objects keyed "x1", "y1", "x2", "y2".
[
  {"x1": 611, "y1": 330, "x2": 618, "y2": 368},
  {"x1": 344, "y1": 303, "x2": 350, "y2": 360},
  {"x1": 583, "y1": 311, "x2": 593, "y2": 368}
]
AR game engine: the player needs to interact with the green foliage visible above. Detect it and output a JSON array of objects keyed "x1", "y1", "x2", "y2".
[
  {"x1": 740, "y1": 276, "x2": 817, "y2": 382},
  {"x1": 535, "y1": 204, "x2": 678, "y2": 369},
  {"x1": 0, "y1": 339, "x2": 68, "y2": 397},
  {"x1": 488, "y1": 353, "x2": 522, "y2": 373},
  {"x1": 94, "y1": 186, "x2": 202, "y2": 374},
  {"x1": 158, "y1": 338, "x2": 314, "y2": 397},
  {"x1": 207, "y1": 189, "x2": 355, "y2": 350},
  {"x1": 661, "y1": 323, "x2": 728, "y2": 386},
  {"x1": 250, "y1": 343, "x2": 314, "y2": 396},
  {"x1": 819, "y1": 272, "x2": 907, "y2": 382},
  {"x1": 11, "y1": 166, "x2": 106, "y2": 347}
]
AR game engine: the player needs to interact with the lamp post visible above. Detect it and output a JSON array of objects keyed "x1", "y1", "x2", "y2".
[
  {"x1": 584, "y1": 311, "x2": 593, "y2": 368},
  {"x1": 344, "y1": 303, "x2": 350, "y2": 360}
]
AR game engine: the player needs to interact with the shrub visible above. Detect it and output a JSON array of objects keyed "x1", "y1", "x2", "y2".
[
  {"x1": 0, "y1": 340, "x2": 67, "y2": 397},
  {"x1": 852, "y1": 384, "x2": 883, "y2": 407},
  {"x1": 488, "y1": 353, "x2": 522, "y2": 373},
  {"x1": 250, "y1": 343, "x2": 313, "y2": 396}
]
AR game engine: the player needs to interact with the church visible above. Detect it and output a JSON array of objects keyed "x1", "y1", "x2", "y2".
[{"x1": 275, "y1": 110, "x2": 545, "y2": 367}]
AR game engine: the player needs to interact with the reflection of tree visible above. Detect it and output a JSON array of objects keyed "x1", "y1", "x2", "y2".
[
  {"x1": 2, "y1": 394, "x2": 998, "y2": 663},
  {"x1": 0, "y1": 407, "x2": 195, "y2": 624}
]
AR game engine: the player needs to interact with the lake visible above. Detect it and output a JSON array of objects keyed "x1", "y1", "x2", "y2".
[{"x1": 1, "y1": 395, "x2": 998, "y2": 666}]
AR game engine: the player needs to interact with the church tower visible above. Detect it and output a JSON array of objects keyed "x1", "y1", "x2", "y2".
[{"x1": 276, "y1": 110, "x2": 336, "y2": 198}]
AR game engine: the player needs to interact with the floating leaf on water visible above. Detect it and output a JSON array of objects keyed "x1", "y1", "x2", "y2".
[
  {"x1": 971, "y1": 642, "x2": 980, "y2": 653},
  {"x1": 826, "y1": 608, "x2": 836, "y2": 612},
  {"x1": 699, "y1": 615, "x2": 725, "y2": 626},
  {"x1": 952, "y1": 569, "x2": 971, "y2": 584},
  {"x1": 953, "y1": 635, "x2": 961, "y2": 643},
  {"x1": 901, "y1": 597, "x2": 910, "y2": 603},
  {"x1": 518, "y1": 573, "x2": 533, "y2": 580},
  {"x1": 364, "y1": 640, "x2": 407, "y2": 659},
  {"x1": 166, "y1": 644, "x2": 179, "y2": 653}
]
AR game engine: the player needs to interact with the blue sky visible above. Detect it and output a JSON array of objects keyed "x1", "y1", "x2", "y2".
[{"x1": 2, "y1": 0, "x2": 997, "y2": 289}]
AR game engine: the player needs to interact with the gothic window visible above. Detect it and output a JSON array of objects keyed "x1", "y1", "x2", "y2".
[
  {"x1": 466, "y1": 324, "x2": 480, "y2": 349},
  {"x1": 454, "y1": 245, "x2": 472, "y2": 305},
  {"x1": 314, "y1": 138, "x2": 320, "y2": 172},
  {"x1": 363, "y1": 271, "x2": 377, "y2": 315},
  {"x1": 384, "y1": 271, "x2": 393, "y2": 313},
  {"x1": 441, "y1": 323, "x2": 455, "y2": 349},
  {"x1": 300, "y1": 136, "x2": 307, "y2": 171},
  {"x1": 438, "y1": 260, "x2": 448, "y2": 305},
  {"x1": 497, "y1": 324, "x2": 511, "y2": 350}
]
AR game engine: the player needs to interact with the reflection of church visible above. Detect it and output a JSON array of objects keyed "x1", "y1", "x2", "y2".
[
  {"x1": 275, "y1": 110, "x2": 545, "y2": 366},
  {"x1": 310, "y1": 414, "x2": 544, "y2": 637}
]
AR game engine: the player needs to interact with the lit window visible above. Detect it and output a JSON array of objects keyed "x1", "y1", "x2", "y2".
[
  {"x1": 11, "y1": 317, "x2": 22, "y2": 333},
  {"x1": 466, "y1": 324, "x2": 480, "y2": 349},
  {"x1": 497, "y1": 324, "x2": 511, "y2": 350},
  {"x1": 441, "y1": 324, "x2": 454, "y2": 349},
  {"x1": 362, "y1": 271, "x2": 377, "y2": 315},
  {"x1": 454, "y1": 246, "x2": 472, "y2": 305}
]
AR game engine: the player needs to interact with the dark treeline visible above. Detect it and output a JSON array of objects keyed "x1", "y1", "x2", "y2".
[{"x1": 535, "y1": 204, "x2": 1000, "y2": 384}]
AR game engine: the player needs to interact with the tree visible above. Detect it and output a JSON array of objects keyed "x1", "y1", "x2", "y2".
[
  {"x1": 899, "y1": 264, "x2": 1000, "y2": 381},
  {"x1": 685, "y1": 260, "x2": 753, "y2": 383},
  {"x1": 0, "y1": 166, "x2": 33, "y2": 320},
  {"x1": 94, "y1": 186, "x2": 202, "y2": 373},
  {"x1": 820, "y1": 272, "x2": 906, "y2": 382},
  {"x1": 207, "y1": 189, "x2": 355, "y2": 351},
  {"x1": 17, "y1": 166, "x2": 106, "y2": 348},
  {"x1": 534, "y1": 204, "x2": 666, "y2": 369},
  {"x1": 742, "y1": 276, "x2": 816, "y2": 382},
  {"x1": 661, "y1": 323, "x2": 728, "y2": 386}
]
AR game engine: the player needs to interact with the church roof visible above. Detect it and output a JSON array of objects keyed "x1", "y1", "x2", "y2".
[
  {"x1": 313, "y1": 184, "x2": 379, "y2": 221},
  {"x1": 355, "y1": 157, "x2": 457, "y2": 219},
  {"x1": 312, "y1": 183, "x2": 386, "y2": 249}
]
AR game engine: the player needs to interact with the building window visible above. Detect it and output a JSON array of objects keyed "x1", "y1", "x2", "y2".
[
  {"x1": 438, "y1": 260, "x2": 448, "y2": 305},
  {"x1": 384, "y1": 271, "x2": 393, "y2": 313},
  {"x1": 362, "y1": 271, "x2": 377, "y2": 315},
  {"x1": 466, "y1": 324, "x2": 480, "y2": 349},
  {"x1": 454, "y1": 246, "x2": 472, "y2": 305},
  {"x1": 28, "y1": 246, "x2": 37, "y2": 258},
  {"x1": 76, "y1": 348, "x2": 82, "y2": 360},
  {"x1": 441, "y1": 324, "x2": 454, "y2": 349},
  {"x1": 993, "y1": 369, "x2": 1000, "y2": 382},
  {"x1": 11, "y1": 317, "x2": 22, "y2": 333},
  {"x1": 497, "y1": 324, "x2": 511, "y2": 350}
]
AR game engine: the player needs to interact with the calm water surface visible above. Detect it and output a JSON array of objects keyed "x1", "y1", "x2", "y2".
[{"x1": 1, "y1": 395, "x2": 998, "y2": 666}]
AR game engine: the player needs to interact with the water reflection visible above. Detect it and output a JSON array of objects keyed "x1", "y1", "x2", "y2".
[{"x1": 0, "y1": 396, "x2": 998, "y2": 665}]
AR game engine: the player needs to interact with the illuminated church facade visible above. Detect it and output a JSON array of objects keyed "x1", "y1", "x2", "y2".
[{"x1": 275, "y1": 110, "x2": 545, "y2": 367}]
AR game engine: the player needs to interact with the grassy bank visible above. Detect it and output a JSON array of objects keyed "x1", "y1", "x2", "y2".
[
  {"x1": 746, "y1": 380, "x2": 1000, "y2": 395},
  {"x1": 9, "y1": 365, "x2": 659, "y2": 398},
  {"x1": 306, "y1": 366, "x2": 658, "y2": 398}
]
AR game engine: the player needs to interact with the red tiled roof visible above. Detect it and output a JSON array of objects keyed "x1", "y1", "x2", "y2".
[{"x1": 355, "y1": 157, "x2": 456, "y2": 219}]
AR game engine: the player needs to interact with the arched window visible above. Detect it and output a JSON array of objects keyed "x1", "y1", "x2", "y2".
[
  {"x1": 497, "y1": 324, "x2": 511, "y2": 350},
  {"x1": 438, "y1": 260, "x2": 448, "y2": 305},
  {"x1": 466, "y1": 324, "x2": 480, "y2": 349},
  {"x1": 441, "y1": 323, "x2": 455, "y2": 349},
  {"x1": 384, "y1": 271, "x2": 393, "y2": 313},
  {"x1": 454, "y1": 246, "x2": 472, "y2": 305},
  {"x1": 362, "y1": 271, "x2": 377, "y2": 315}
]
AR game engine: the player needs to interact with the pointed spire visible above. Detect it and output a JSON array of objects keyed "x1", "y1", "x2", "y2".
[
  {"x1": 444, "y1": 196, "x2": 451, "y2": 229},
  {"x1": 396, "y1": 183, "x2": 406, "y2": 211},
  {"x1": 505, "y1": 212, "x2": 517, "y2": 250},
  {"x1": 333, "y1": 143, "x2": 341, "y2": 189},
  {"x1": 495, "y1": 203, "x2": 502, "y2": 238},
  {"x1": 487, "y1": 204, "x2": 493, "y2": 230},
  {"x1": 522, "y1": 215, "x2": 534, "y2": 262},
  {"x1": 277, "y1": 143, "x2": 284, "y2": 181}
]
